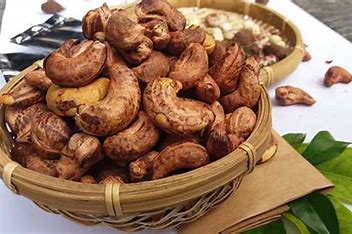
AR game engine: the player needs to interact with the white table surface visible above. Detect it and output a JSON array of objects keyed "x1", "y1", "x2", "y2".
[{"x1": 0, "y1": 0, "x2": 351, "y2": 233}]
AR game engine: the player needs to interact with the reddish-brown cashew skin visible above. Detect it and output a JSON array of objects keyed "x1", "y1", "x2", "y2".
[
  {"x1": 31, "y1": 110, "x2": 71, "y2": 155},
  {"x1": 143, "y1": 78, "x2": 214, "y2": 135},
  {"x1": 220, "y1": 57, "x2": 261, "y2": 113},
  {"x1": 5, "y1": 106, "x2": 24, "y2": 135},
  {"x1": 101, "y1": 42, "x2": 126, "y2": 76},
  {"x1": 208, "y1": 41, "x2": 226, "y2": 67},
  {"x1": 11, "y1": 142, "x2": 57, "y2": 176},
  {"x1": 195, "y1": 74, "x2": 221, "y2": 104},
  {"x1": 142, "y1": 19, "x2": 170, "y2": 50},
  {"x1": 152, "y1": 142, "x2": 209, "y2": 180},
  {"x1": 0, "y1": 84, "x2": 44, "y2": 107},
  {"x1": 120, "y1": 37, "x2": 153, "y2": 66},
  {"x1": 23, "y1": 69, "x2": 53, "y2": 91},
  {"x1": 56, "y1": 133, "x2": 103, "y2": 181},
  {"x1": 206, "y1": 124, "x2": 241, "y2": 161},
  {"x1": 132, "y1": 51, "x2": 170, "y2": 83},
  {"x1": 75, "y1": 65, "x2": 141, "y2": 136},
  {"x1": 209, "y1": 43, "x2": 245, "y2": 95},
  {"x1": 129, "y1": 151, "x2": 159, "y2": 182},
  {"x1": 105, "y1": 9, "x2": 146, "y2": 51},
  {"x1": 103, "y1": 111, "x2": 160, "y2": 167},
  {"x1": 82, "y1": 3, "x2": 112, "y2": 40},
  {"x1": 14, "y1": 103, "x2": 48, "y2": 143},
  {"x1": 44, "y1": 40, "x2": 106, "y2": 87},
  {"x1": 225, "y1": 106, "x2": 257, "y2": 141},
  {"x1": 135, "y1": 0, "x2": 186, "y2": 31},
  {"x1": 275, "y1": 86, "x2": 316, "y2": 106},
  {"x1": 166, "y1": 26, "x2": 206, "y2": 55},
  {"x1": 169, "y1": 43, "x2": 208, "y2": 90},
  {"x1": 324, "y1": 66, "x2": 352, "y2": 87}
]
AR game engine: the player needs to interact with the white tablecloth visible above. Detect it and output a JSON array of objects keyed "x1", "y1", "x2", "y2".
[{"x1": 0, "y1": 0, "x2": 351, "y2": 233}]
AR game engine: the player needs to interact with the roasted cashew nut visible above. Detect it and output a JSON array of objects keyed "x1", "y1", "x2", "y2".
[
  {"x1": 143, "y1": 78, "x2": 215, "y2": 135},
  {"x1": 44, "y1": 39, "x2": 106, "y2": 87},
  {"x1": 75, "y1": 64, "x2": 141, "y2": 136},
  {"x1": 220, "y1": 57, "x2": 261, "y2": 113},
  {"x1": 152, "y1": 142, "x2": 209, "y2": 180},
  {"x1": 169, "y1": 43, "x2": 208, "y2": 90},
  {"x1": 103, "y1": 111, "x2": 160, "y2": 167}
]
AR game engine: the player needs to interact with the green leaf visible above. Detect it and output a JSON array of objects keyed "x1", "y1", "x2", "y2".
[
  {"x1": 289, "y1": 192, "x2": 339, "y2": 234},
  {"x1": 320, "y1": 171, "x2": 352, "y2": 204},
  {"x1": 283, "y1": 133, "x2": 306, "y2": 147},
  {"x1": 243, "y1": 220, "x2": 286, "y2": 234},
  {"x1": 317, "y1": 148, "x2": 352, "y2": 204},
  {"x1": 306, "y1": 192, "x2": 339, "y2": 234},
  {"x1": 282, "y1": 212, "x2": 310, "y2": 234},
  {"x1": 328, "y1": 195, "x2": 352, "y2": 234},
  {"x1": 302, "y1": 131, "x2": 350, "y2": 165}
]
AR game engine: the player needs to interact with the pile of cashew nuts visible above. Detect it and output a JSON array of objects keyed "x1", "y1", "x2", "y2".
[{"x1": 1, "y1": 0, "x2": 262, "y2": 184}]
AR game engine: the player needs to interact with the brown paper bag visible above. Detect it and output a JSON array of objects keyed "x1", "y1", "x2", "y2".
[{"x1": 179, "y1": 130, "x2": 333, "y2": 234}]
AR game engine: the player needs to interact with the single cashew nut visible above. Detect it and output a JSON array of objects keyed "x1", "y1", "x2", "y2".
[
  {"x1": 143, "y1": 78, "x2": 214, "y2": 135},
  {"x1": 46, "y1": 78, "x2": 110, "y2": 117},
  {"x1": 195, "y1": 74, "x2": 221, "y2": 104},
  {"x1": 75, "y1": 64, "x2": 141, "y2": 136},
  {"x1": 56, "y1": 133, "x2": 103, "y2": 181},
  {"x1": 129, "y1": 151, "x2": 159, "y2": 182},
  {"x1": 0, "y1": 84, "x2": 44, "y2": 107},
  {"x1": 103, "y1": 111, "x2": 160, "y2": 167},
  {"x1": 324, "y1": 66, "x2": 352, "y2": 87},
  {"x1": 220, "y1": 57, "x2": 261, "y2": 113},
  {"x1": 208, "y1": 41, "x2": 226, "y2": 67},
  {"x1": 142, "y1": 19, "x2": 171, "y2": 50},
  {"x1": 152, "y1": 142, "x2": 209, "y2": 180},
  {"x1": 132, "y1": 51, "x2": 170, "y2": 84},
  {"x1": 166, "y1": 26, "x2": 205, "y2": 55},
  {"x1": 209, "y1": 43, "x2": 245, "y2": 95},
  {"x1": 135, "y1": 0, "x2": 186, "y2": 31},
  {"x1": 44, "y1": 39, "x2": 106, "y2": 87},
  {"x1": 169, "y1": 43, "x2": 208, "y2": 90},
  {"x1": 14, "y1": 103, "x2": 48, "y2": 143},
  {"x1": 206, "y1": 123, "x2": 241, "y2": 160},
  {"x1": 31, "y1": 110, "x2": 72, "y2": 155},
  {"x1": 82, "y1": 3, "x2": 112, "y2": 40},
  {"x1": 225, "y1": 106, "x2": 257, "y2": 141},
  {"x1": 23, "y1": 69, "x2": 53, "y2": 91},
  {"x1": 275, "y1": 85, "x2": 316, "y2": 106}
]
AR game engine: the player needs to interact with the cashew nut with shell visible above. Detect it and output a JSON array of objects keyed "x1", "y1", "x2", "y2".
[
  {"x1": 194, "y1": 74, "x2": 221, "y2": 104},
  {"x1": 75, "y1": 64, "x2": 141, "y2": 136},
  {"x1": 143, "y1": 78, "x2": 214, "y2": 135}
]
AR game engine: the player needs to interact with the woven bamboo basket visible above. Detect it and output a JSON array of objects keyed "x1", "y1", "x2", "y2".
[
  {"x1": 161, "y1": 0, "x2": 304, "y2": 87},
  {"x1": 0, "y1": 1, "x2": 278, "y2": 232}
]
